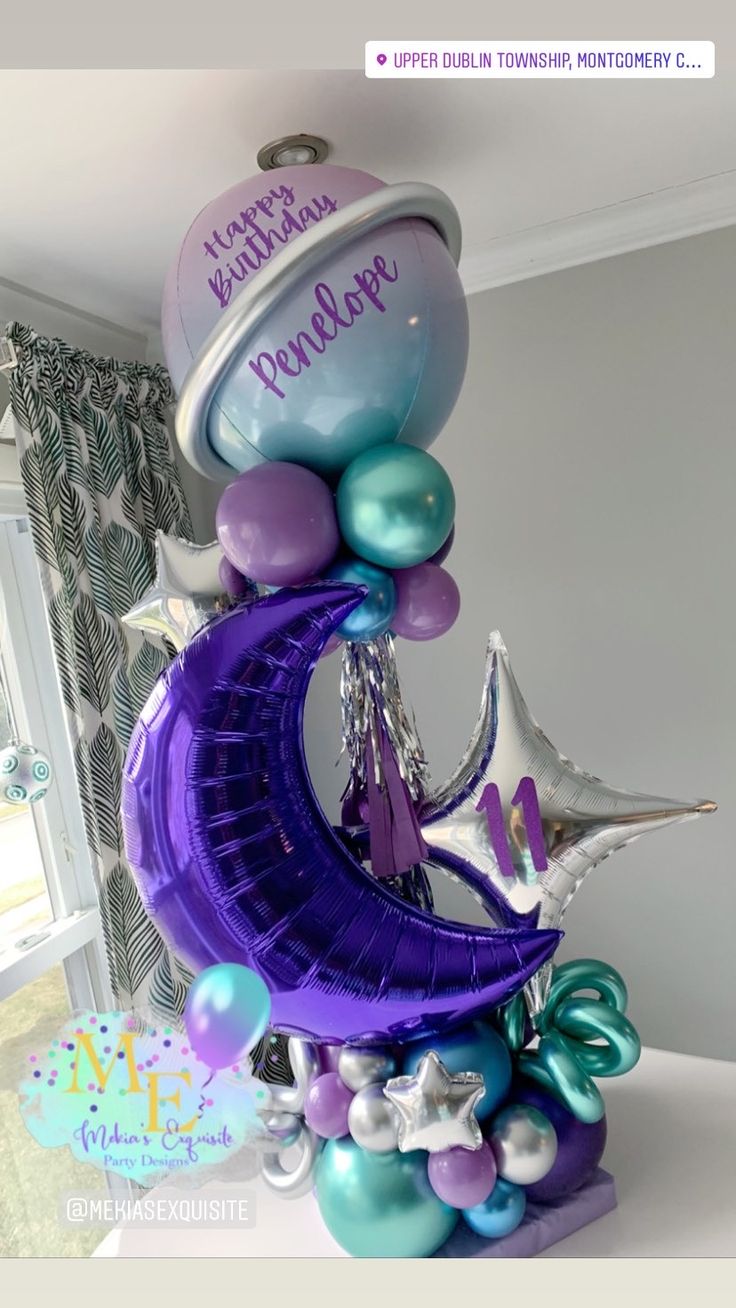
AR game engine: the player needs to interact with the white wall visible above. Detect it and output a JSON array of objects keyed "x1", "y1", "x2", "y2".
[
  {"x1": 0, "y1": 442, "x2": 21, "y2": 489},
  {"x1": 145, "y1": 331, "x2": 222, "y2": 545}
]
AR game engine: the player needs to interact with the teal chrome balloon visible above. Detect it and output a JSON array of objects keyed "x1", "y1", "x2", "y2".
[
  {"x1": 462, "y1": 1177, "x2": 526, "y2": 1240},
  {"x1": 316, "y1": 1136, "x2": 458, "y2": 1258},
  {"x1": 326, "y1": 557, "x2": 396, "y2": 641},
  {"x1": 518, "y1": 959, "x2": 641, "y2": 1124},
  {"x1": 337, "y1": 444, "x2": 455, "y2": 569},
  {"x1": 497, "y1": 993, "x2": 528, "y2": 1054},
  {"x1": 401, "y1": 1021, "x2": 511, "y2": 1122}
]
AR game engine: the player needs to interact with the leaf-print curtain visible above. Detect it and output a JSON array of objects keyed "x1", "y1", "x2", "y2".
[{"x1": 4, "y1": 321, "x2": 195, "y2": 1019}]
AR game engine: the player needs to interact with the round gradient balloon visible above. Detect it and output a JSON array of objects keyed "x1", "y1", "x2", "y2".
[
  {"x1": 184, "y1": 963, "x2": 271, "y2": 1069},
  {"x1": 161, "y1": 164, "x2": 468, "y2": 477}
]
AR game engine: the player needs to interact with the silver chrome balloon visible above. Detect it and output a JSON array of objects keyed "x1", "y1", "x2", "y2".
[
  {"x1": 347, "y1": 1083, "x2": 401, "y2": 1154},
  {"x1": 257, "y1": 1112, "x2": 302, "y2": 1149},
  {"x1": 421, "y1": 629, "x2": 716, "y2": 1013},
  {"x1": 175, "y1": 182, "x2": 463, "y2": 482},
  {"x1": 259, "y1": 1037, "x2": 323, "y2": 1197},
  {"x1": 122, "y1": 531, "x2": 231, "y2": 651},
  {"x1": 383, "y1": 1051, "x2": 484, "y2": 1154},
  {"x1": 260, "y1": 1120, "x2": 323, "y2": 1198},
  {"x1": 338, "y1": 1046, "x2": 397, "y2": 1093},
  {"x1": 489, "y1": 1104, "x2": 558, "y2": 1187},
  {"x1": 262, "y1": 1038, "x2": 320, "y2": 1115}
]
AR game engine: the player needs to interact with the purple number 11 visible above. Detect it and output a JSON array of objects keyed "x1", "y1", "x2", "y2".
[{"x1": 476, "y1": 776, "x2": 548, "y2": 881}]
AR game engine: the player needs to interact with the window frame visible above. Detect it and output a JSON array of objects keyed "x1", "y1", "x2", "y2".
[{"x1": 0, "y1": 513, "x2": 112, "y2": 1011}]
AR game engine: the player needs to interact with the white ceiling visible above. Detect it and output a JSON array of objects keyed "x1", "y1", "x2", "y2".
[{"x1": 2, "y1": 68, "x2": 736, "y2": 338}]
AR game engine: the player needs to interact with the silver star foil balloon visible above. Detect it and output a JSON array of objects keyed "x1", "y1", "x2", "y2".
[
  {"x1": 383, "y1": 1050, "x2": 484, "y2": 1153},
  {"x1": 123, "y1": 531, "x2": 235, "y2": 651},
  {"x1": 421, "y1": 630, "x2": 717, "y2": 1012}
]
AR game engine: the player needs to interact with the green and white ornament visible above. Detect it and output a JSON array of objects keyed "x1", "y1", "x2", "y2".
[{"x1": 0, "y1": 742, "x2": 53, "y2": 805}]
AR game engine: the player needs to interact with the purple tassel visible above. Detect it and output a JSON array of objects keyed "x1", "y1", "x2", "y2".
[
  {"x1": 339, "y1": 634, "x2": 430, "y2": 882},
  {"x1": 366, "y1": 723, "x2": 428, "y2": 879}
]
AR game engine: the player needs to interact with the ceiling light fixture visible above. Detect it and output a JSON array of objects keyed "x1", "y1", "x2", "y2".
[{"x1": 257, "y1": 134, "x2": 330, "y2": 171}]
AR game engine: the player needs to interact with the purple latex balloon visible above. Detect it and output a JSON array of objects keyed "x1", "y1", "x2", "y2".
[
  {"x1": 218, "y1": 555, "x2": 254, "y2": 598},
  {"x1": 121, "y1": 584, "x2": 561, "y2": 1045},
  {"x1": 216, "y1": 462, "x2": 339, "y2": 586},
  {"x1": 428, "y1": 1142, "x2": 497, "y2": 1209},
  {"x1": 429, "y1": 524, "x2": 455, "y2": 566},
  {"x1": 304, "y1": 1072, "x2": 354, "y2": 1139},
  {"x1": 392, "y1": 562, "x2": 460, "y2": 642},
  {"x1": 513, "y1": 1083, "x2": 607, "y2": 1201}
]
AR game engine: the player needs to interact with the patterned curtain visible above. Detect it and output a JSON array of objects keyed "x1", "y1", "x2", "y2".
[{"x1": 5, "y1": 321, "x2": 196, "y2": 1019}]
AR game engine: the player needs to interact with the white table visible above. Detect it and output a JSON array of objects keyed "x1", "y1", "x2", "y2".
[{"x1": 95, "y1": 1046, "x2": 736, "y2": 1258}]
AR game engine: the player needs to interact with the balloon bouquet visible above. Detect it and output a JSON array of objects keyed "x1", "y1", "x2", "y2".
[{"x1": 121, "y1": 164, "x2": 715, "y2": 1257}]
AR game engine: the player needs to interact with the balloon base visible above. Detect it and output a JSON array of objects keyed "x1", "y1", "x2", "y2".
[{"x1": 433, "y1": 1169, "x2": 617, "y2": 1258}]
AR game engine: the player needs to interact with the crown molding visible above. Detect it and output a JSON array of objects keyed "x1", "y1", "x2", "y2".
[{"x1": 459, "y1": 170, "x2": 736, "y2": 295}]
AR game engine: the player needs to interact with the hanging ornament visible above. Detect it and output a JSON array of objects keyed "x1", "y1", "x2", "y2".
[
  {"x1": 0, "y1": 660, "x2": 53, "y2": 806},
  {"x1": 0, "y1": 741, "x2": 53, "y2": 806}
]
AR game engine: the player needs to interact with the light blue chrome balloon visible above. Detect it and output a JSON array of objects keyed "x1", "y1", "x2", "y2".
[
  {"x1": 316, "y1": 1136, "x2": 458, "y2": 1258},
  {"x1": 462, "y1": 1177, "x2": 526, "y2": 1240},
  {"x1": 401, "y1": 1021, "x2": 512, "y2": 1122},
  {"x1": 337, "y1": 444, "x2": 455, "y2": 569},
  {"x1": 326, "y1": 558, "x2": 396, "y2": 642}
]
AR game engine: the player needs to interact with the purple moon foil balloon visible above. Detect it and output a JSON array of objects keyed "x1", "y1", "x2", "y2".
[{"x1": 121, "y1": 585, "x2": 560, "y2": 1045}]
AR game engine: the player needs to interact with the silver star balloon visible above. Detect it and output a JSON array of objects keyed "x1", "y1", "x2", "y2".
[
  {"x1": 382, "y1": 1050, "x2": 484, "y2": 1153},
  {"x1": 420, "y1": 631, "x2": 716, "y2": 1012},
  {"x1": 123, "y1": 531, "x2": 233, "y2": 652}
]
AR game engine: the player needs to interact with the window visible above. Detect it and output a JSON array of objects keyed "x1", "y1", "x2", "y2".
[
  {"x1": 0, "y1": 517, "x2": 110, "y2": 1004},
  {"x1": 0, "y1": 512, "x2": 115, "y2": 1256}
]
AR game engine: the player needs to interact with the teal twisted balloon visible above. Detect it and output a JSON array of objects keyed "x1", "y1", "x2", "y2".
[{"x1": 500, "y1": 959, "x2": 641, "y2": 1124}]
